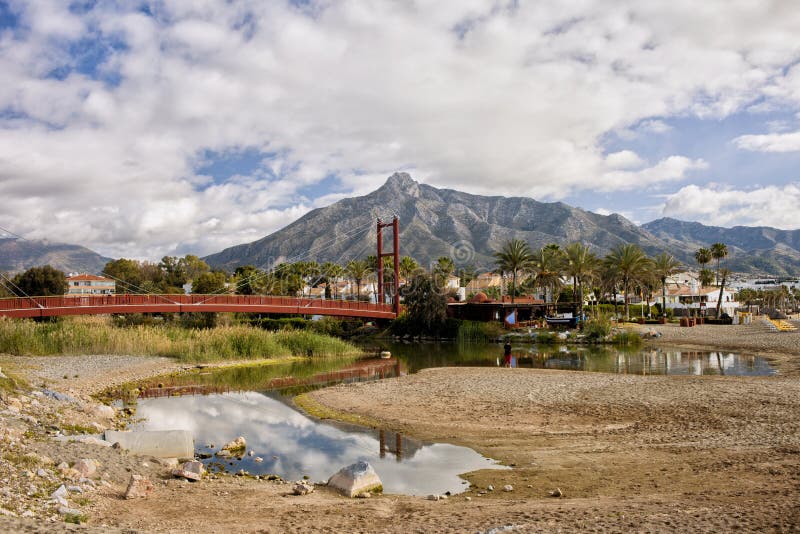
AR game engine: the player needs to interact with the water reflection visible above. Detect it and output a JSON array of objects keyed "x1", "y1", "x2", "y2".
[
  {"x1": 377, "y1": 342, "x2": 774, "y2": 376},
  {"x1": 132, "y1": 391, "x2": 506, "y2": 496}
]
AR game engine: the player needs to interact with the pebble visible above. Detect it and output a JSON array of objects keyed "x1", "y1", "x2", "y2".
[{"x1": 503, "y1": 485, "x2": 513, "y2": 492}]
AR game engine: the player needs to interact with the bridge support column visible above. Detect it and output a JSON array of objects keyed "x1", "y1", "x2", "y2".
[{"x1": 376, "y1": 217, "x2": 401, "y2": 316}]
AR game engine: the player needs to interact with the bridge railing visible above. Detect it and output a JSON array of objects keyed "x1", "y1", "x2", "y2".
[{"x1": 0, "y1": 294, "x2": 395, "y2": 314}]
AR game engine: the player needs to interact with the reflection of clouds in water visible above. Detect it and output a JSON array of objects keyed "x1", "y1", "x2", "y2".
[{"x1": 135, "y1": 392, "x2": 505, "y2": 495}]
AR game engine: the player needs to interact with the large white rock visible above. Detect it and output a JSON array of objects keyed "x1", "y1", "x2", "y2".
[
  {"x1": 221, "y1": 436, "x2": 246, "y2": 452},
  {"x1": 327, "y1": 461, "x2": 383, "y2": 498}
]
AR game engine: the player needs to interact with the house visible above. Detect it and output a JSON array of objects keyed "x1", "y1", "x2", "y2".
[
  {"x1": 466, "y1": 272, "x2": 502, "y2": 293},
  {"x1": 66, "y1": 273, "x2": 115, "y2": 296},
  {"x1": 662, "y1": 281, "x2": 738, "y2": 316}
]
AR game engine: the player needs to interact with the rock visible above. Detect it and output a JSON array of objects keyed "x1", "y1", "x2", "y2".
[
  {"x1": 327, "y1": 461, "x2": 383, "y2": 498},
  {"x1": 464, "y1": 496, "x2": 472, "y2": 501},
  {"x1": 51, "y1": 485, "x2": 69, "y2": 501},
  {"x1": 36, "y1": 468, "x2": 49, "y2": 478},
  {"x1": 487, "y1": 485, "x2": 494, "y2": 491},
  {"x1": 90, "y1": 405, "x2": 116, "y2": 419},
  {"x1": 550, "y1": 488, "x2": 563, "y2": 498},
  {"x1": 171, "y1": 460, "x2": 205, "y2": 481},
  {"x1": 58, "y1": 506, "x2": 82, "y2": 516},
  {"x1": 124, "y1": 474, "x2": 154, "y2": 499},
  {"x1": 247, "y1": 450, "x2": 254, "y2": 456},
  {"x1": 67, "y1": 486, "x2": 83, "y2": 494},
  {"x1": 215, "y1": 449, "x2": 232, "y2": 458},
  {"x1": 41, "y1": 389, "x2": 77, "y2": 403},
  {"x1": 72, "y1": 459, "x2": 98, "y2": 478},
  {"x1": 56, "y1": 462, "x2": 69, "y2": 471},
  {"x1": 153, "y1": 457, "x2": 179, "y2": 468},
  {"x1": 293, "y1": 483, "x2": 314, "y2": 495},
  {"x1": 21, "y1": 510, "x2": 34, "y2": 518},
  {"x1": 355, "y1": 491, "x2": 371, "y2": 499},
  {"x1": 254, "y1": 457, "x2": 263, "y2": 463},
  {"x1": 221, "y1": 436, "x2": 246, "y2": 452},
  {"x1": 503, "y1": 485, "x2": 514, "y2": 492},
  {"x1": 426, "y1": 494, "x2": 440, "y2": 501},
  {"x1": 90, "y1": 422, "x2": 106, "y2": 433}
]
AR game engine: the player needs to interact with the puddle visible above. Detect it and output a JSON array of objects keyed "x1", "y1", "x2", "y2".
[{"x1": 131, "y1": 391, "x2": 506, "y2": 495}]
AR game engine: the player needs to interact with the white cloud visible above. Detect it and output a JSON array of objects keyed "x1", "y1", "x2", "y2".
[
  {"x1": 733, "y1": 131, "x2": 800, "y2": 152},
  {"x1": 661, "y1": 184, "x2": 800, "y2": 229},
  {"x1": 0, "y1": 1, "x2": 799, "y2": 258}
]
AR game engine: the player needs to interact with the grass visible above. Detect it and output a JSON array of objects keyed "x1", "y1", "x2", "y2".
[
  {"x1": 611, "y1": 330, "x2": 643, "y2": 347},
  {"x1": 0, "y1": 316, "x2": 360, "y2": 363},
  {"x1": 456, "y1": 320, "x2": 505, "y2": 343}
]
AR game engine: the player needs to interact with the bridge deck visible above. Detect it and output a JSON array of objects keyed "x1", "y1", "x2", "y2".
[{"x1": 0, "y1": 294, "x2": 396, "y2": 320}]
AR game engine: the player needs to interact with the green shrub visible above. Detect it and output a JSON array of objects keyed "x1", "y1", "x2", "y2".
[
  {"x1": 535, "y1": 331, "x2": 558, "y2": 344},
  {"x1": 583, "y1": 315, "x2": 611, "y2": 341},
  {"x1": 611, "y1": 331, "x2": 642, "y2": 347}
]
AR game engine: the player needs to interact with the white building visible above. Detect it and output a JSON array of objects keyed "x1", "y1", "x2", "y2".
[{"x1": 663, "y1": 281, "x2": 738, "y2": 316}]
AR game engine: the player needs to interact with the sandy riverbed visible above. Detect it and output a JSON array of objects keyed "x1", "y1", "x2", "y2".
[{"x1": 1, "y1": 323, "x2": 799, "y2": 532}]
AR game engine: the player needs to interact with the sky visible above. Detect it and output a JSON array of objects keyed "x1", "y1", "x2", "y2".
[{"x1": 1, "y1": 0, "x2": 799, "y2": 260}]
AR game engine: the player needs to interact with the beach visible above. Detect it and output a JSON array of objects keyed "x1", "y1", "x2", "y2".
[{"x1": 1, "y1": 322, "x2": 798, "y2": 532}]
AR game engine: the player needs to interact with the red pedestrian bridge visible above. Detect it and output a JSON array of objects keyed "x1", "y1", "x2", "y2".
[{"x1": 0, "y1": 294, "x2": 397, "y2": 320}]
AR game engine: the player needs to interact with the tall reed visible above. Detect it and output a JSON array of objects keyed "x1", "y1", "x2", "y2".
[{"x1": 0, "y1": 316, "x2": 359, "y2": 363}]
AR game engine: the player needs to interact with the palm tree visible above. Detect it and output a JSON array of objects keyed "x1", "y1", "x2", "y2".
[
  {"x1": 321, "y1": 262, "x2": 343, "y2": 299},
  {"x1": 699, "y1": 268, "x2": 714, "y2": 287},
  {"x1": 433, "y1": 256, "x2": 456, "y2": 288},
  {"x1": 399, "y1": 256, "x2": 421, "y2": 282},
  {"x1": 695, "y1": 247, "x2": 711, "y2": 268},
  {"x1": 345, "y1": 259, "x2": 370, "y2": 301},
  {"x1": 710, "y1": 242, "x2": 728, "y2": 286},
  {"x1": 563, "y1": 242, "x2": 598, "y2": 321},
  {"x1": 494, "y1": 239, "x2": 533, "y2": 303},
  {"x1": 715, "y1": 267, "x2": 731, "y2": 318},
  {"x1": 532, "y1": 244, "x2": 564, "y2": 309},
  {"x1": 604, "y1": 244, "x2": 651, "y2": 321},
  {"x1": 652, "y1": 252, "x2": 682, "y2": 319}
]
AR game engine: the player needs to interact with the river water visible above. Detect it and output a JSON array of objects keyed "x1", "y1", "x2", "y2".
[{"x1": 129, "y1": 341, "x2": 773, "y2": 495}]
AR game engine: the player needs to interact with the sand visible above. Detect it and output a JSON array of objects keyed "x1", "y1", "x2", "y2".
[{"x1": 1, "y1": 322, "x2": 799, "y2": 532}]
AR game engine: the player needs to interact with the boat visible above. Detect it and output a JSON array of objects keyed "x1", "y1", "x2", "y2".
[{"x1": 545, "y1": 315, "x2": 578, "y2": 328}]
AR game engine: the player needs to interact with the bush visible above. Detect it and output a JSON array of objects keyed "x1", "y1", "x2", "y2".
[
  {"x1": 611, "y1": 331, "x2": 642, "y2": 347},
  {"x1": 456, "y1": 321, "x2": 504, "y2": 343},
  {"x1": 535, "y1": 331, "x2": 558, "y2": 344},
  {"x1": 582, "y1": 316, "x2": 611, "y2": 341}
]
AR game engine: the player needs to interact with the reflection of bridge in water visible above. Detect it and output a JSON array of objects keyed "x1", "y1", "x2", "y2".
[{"x1": 133, "y1": 357, "x2": 403, "y2": 399}]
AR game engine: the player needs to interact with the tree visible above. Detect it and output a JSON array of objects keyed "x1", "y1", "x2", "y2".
[
  {"x1": 402, "y1": 273, "x2": 447, "y2": 334},
  {"x1": 320, "y1": 262, "x2": 343, "y2": 299},
  {"x1": 399, "y1": 256, "x2": 421, "y2": 281},
  {"x1": 181, "y1": 255, "x2": 211, "y2": 282},
  {"x1": 604, "y1": 244, "x2": 651, "y2": 321},
  {"x1": 192, "y1": 271, "x2": 227, "y2": 294},
  {"x1": 494, "y1": 239, "x2": 533, "y2": 304},
  {"x1": 233, "y1": 265, "x2": 264, "y2": 295},
  {"x1": 563, "y1": 242, "x2": 598, "y2": 319},
  {"x1": 433, "y1": 256, "x2": 456, "y2": 287},
  {"x1": 532, "y1": 244, "x2": 564, "y2": 307},
  {"x1": 345, "y1": 259, "x2": 371, "y2": 300},
  {"x1": 159, "y1": 256, "x2": 187, "y2": 289},
  {"x1": 652, "y1": 252, "x2": 682, "y2": 319},
  {"x1": 12, "y1": 265, "x2": 67, "y2": 297},
  {"x1": 695, "y1": 247, "x2": 711, "y2": 268},
  {"x1": 699, "y1": 268, "x2": 714, "y2": 287},
  {"x1": 710, "y1": 242, "x2": 728, "y2": 286},
  {"x1": 0, "y1": 273, "x2": 13, "y2": 297},
  {"x1": 715, "y1": 267, "x2": 731, "y2": 318},
  {"x1": 103, "y1": 258, "x2": 143, "y2": 293}
]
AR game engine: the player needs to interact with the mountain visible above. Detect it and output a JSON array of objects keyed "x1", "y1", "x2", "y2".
[
  {"x1": 205, "y1": 173, "x2": 799, "y2": 276},
  {"x1": 642, "y1": 218, "x2": 800, "y2": 276},
  {"x1": 205, "y1": 172, "x2": 677, "y2": 271},
  {"x1": 0, "y1": 238, "x2": 112, "y2": 274}
]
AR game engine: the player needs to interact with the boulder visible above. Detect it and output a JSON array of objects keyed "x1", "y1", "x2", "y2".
[
  {"x1": 124, "y1": 474, "x2": 154, "y2": 499},
  {"x1": 172, "y1": 461, "x2": 205, "y2": 481},
  {"x1": 90, "y1": 405, "x2": 116, "y2": 419},
  {"x1": 221, "y1": 436, "x2": 246, "y2": 452},
  {"x1": 72, "y1": 459, "x2": 98, "y2": 478},
  {"x1": 105, "y1": 430, "x2": 194, "y2": 458},
  {"x1": 293, "y1": 483, "x2": 314, "y2": 495},
  {"x1": 327, "y1": 461, "x2": 383, "y2": 498}
]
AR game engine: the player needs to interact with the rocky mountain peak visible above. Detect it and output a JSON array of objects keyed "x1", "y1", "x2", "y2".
[{"x1": 381, "y1": 172, "x2": 420, "y2": 197}]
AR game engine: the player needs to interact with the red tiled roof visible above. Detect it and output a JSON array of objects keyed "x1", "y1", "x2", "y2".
[{"x1": 67, "y1": 274, "x2": 113, "y2": 282}]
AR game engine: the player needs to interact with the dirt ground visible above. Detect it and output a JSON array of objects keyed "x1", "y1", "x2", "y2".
[{"x1": 2, "y1": 325, "x2": 800, "y2": 532}]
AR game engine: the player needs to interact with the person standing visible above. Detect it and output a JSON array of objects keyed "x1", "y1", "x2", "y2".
[{"x1": 503, "y1": 341, "x2": 512, "y2": 368}]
